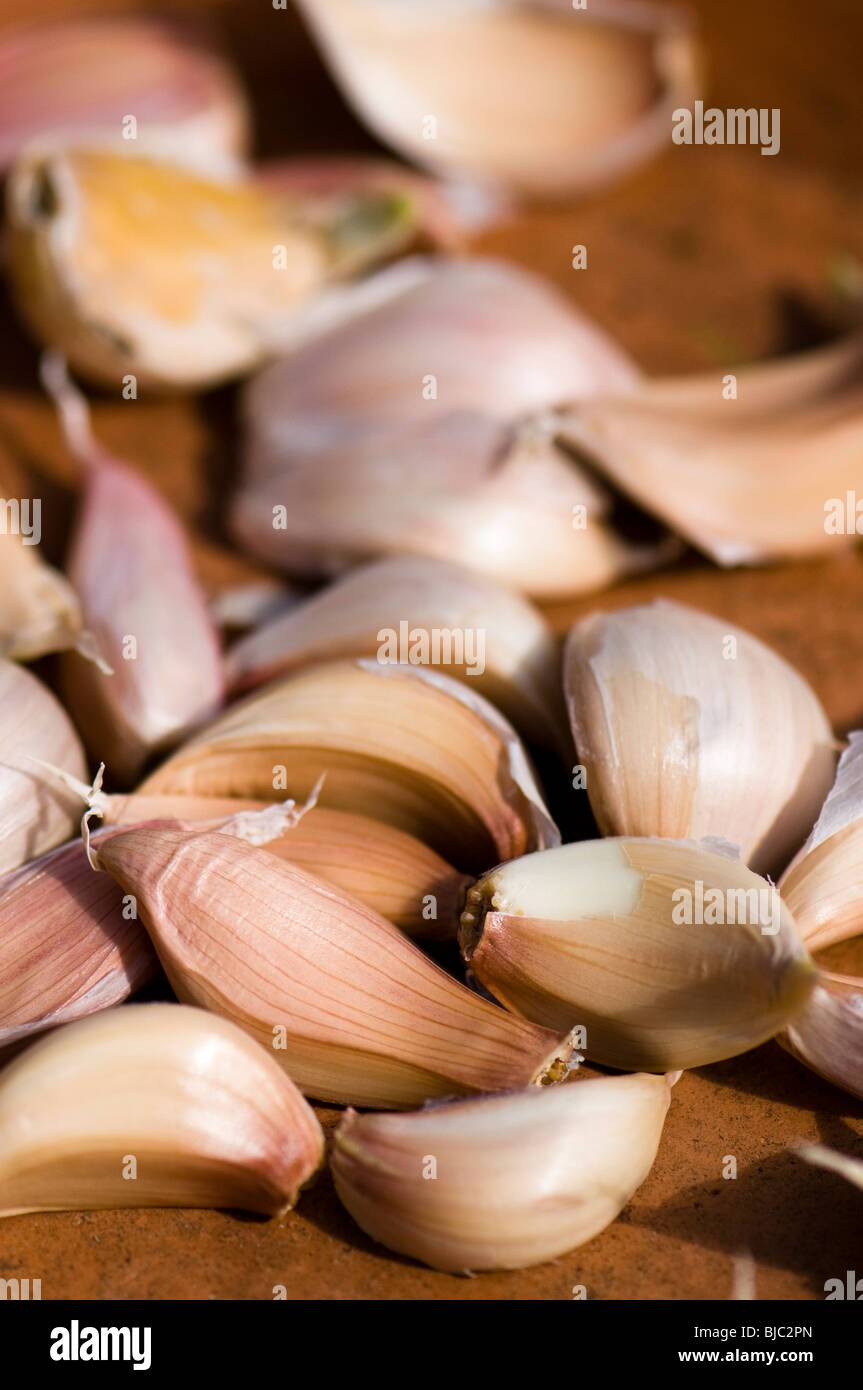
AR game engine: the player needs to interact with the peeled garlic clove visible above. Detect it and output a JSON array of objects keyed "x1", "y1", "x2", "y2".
[
  {"x1": 226, "y1": 555, "x2": 567, "y2": 749},
  {"x1": 331, "y1": 1071, "x2": 672, "y2": 1273},
  {"x1": 0, "y1": 836, "x2": 157, "y2": 1050},
  {"x1": 231, "y1": 255, "x2": 658, "y2": 599},
  {"x1": 460, "y1": 838, "x2": 815, "y2": 1071},
  {"x1": 93, "y1": 817, "x2": 577, "y2": 1108},
  {"x1": 780, "y1": 732, "x2": 863, "y2": 951},
  {"x1": 555, "y1": 332, "x2": 863, "y2": 564},
  {"x1": 5, "y1": 148, "x2": 413, "y2": 390},
  {"x1": 41, "y1": 357, "x2": 224, "y2": 784},
  {"x1": 780, "y1": 972, "x2": 863, "y2": 1102},
  {"x1": 0, "y1": 530, "x2": 83, "y2": 661},
  {"x1": 0, "y1": 16, "x2": 250, "y2": 177},
  {"x1": 0, "y1": 1003, "x2": 324, "y2": 1218},
  {"x1": 0, "y1": 658, "x2": 87, "y2": 875},
  {"x1": 140, "y1": 659, "x2": 558, "y2": 872},
  {"x1": 564, "y1": 599, "x2": 836, "y2": 876},
  {"x1": 295, "y1": 0, "x2": 699, "y2": 199}
]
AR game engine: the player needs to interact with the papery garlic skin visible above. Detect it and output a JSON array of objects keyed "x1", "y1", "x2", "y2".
[
  {"x1": 0, "y1": 835, "x2": 157, "y2": 1050},
  {"x1": 780, "y1": 973, "x2": 863, "y2": 1102},
  {"x1": 0, "y1": 658, "x2": 87, "y2": 874},
  {"x1": 295, "y1": 0, "x2": 699, "y2": 198},
  {"x1": 461, "y1": 838, "x2": 815, "y2": 1071},
  {"x1": 0, "y1": 16, "x2": 250, "y2": 176},
  {"x1": 0, "y1": 532, "x2": 83, "y2": 661},
  {"x1": 564, "y1": 600, "x2": 836, "y2": 876},
  {"x1": 0, "y1": 1004, "x2": 324, "y2": 1219},
  {"x1": 94, "y1": 820, "x2": 576, "y2": 1109},
  {"x1": 331, "y1": 1072, "x2": 673, "y2": 1273}
]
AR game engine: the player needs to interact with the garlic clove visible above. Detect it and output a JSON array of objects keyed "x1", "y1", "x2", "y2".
[
  {"x1": 0, "y1": 835, "x2": 158, "y2": 1051},
  {"x1": 779, "y1": 971, "x2": 863, "y2": 1102},
  {"x1": 5, "y1": 148, "x2": 415, "y2": 390},
  {"x1": 139, "y1": 658, "x2": 558, "y2": 872},
  {"x1": 555, "y1": 331, "x2": 863, "y2": 565},
  {"x1": 231, "y1": 255, "x2": 661, "y2": 600},
  {"x1": 225, "y1": 554, "x2": 567, "y2": 750},
  {"x1": 0, "y1": 1003, "x2": 324, "y2": 1218},
  {"x1": 41, "y1": 356, "x2": 225, "y2": 784},
  {"x1": 460, "y1": 837, "x2": 816, "y2": 1071},
  {"x1": 0, "y1": 657, "x2": 87, "y2": 875},
  {"x1": 564, "y1": 599, "x2": 836, "y2": 876},
  {"x1": 93, "y1": 814, "x2": 577, "y2": 1109},
  {"x1": 295, "y1": 0, "x2": 700, "y2": 200},
  {"x1": 331, "y1": 1071, "x2": 673, "y2": 1273},
  {"x1": 0, "y1": 530, "x2": 83, "y2": 662}
]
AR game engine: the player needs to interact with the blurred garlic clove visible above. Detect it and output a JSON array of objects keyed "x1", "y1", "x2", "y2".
[
  {"x1": 780, "y1": 972, "x2": 863, "y2": 1102},
  {"x1": 0, "y1": 657, "x2": 87, "y2": 875},
  {"x1": 231, "y1": 256, "x2": 660, "y2": 599},
  {"x1": 460, "y1": 838, "x2": 815, "y2": 1071},
  {"x1": 564, "y1": 599, "x2": 836, "y2": 876},
  {"x1": 295, "y1": 0, "x2": 700, "y2": 200},
  {"x1": 0, "y1": 1004, "x2": 324, "y2": 1219},
  {"x1": 5, "y1": 148, "x2": 414, "y2": 390},
  {"x1": 225, "y1": 555, "x2": 567, "y2": 750},
  {"x1": 0, "y1": 835, "x2": 157, "y2": 1051},
  {"x1": 41, "y1": 356, "x2": 225, "y2": 785},
  {"x1": 93, "y1": 816, "x2": 578, "y2": 1109},
  {"x1": 796, "y1": 1142, "x2": 863, "y2": 1191},
  {"x1": 0, "y1": 530, "x2": 83, "y2": 661},
  {"x1": 209, "y1": 579, "x2": 300, "y2": 635},
  {"x1": 555, "y1": 332, "x2": 863, "y2": 564},
  {"x1": 780, "y1": 732, "x2": 863, "y2": 951},
  {"x1": 331, "y1": 1071, "x2": 674, "y2": 1273},
  {"x1": 139, "y1": 659, "x2": 559, "y2": 872},
  {"x1": 0, "y1": 15, "x2": 250, "y2": 177}
]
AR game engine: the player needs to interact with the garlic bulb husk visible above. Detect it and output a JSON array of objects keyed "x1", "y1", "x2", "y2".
[
  {"x1": 460, "y1": 838, "x2": 815, "y2": 1071},
  {"x1": 780, "y1": 972, "x2": 863, "y2": 1102},
  {"x1": 5, "y1": 148, "x2": 415, "y2": 389},
  {"x1": 0, "y1": 834, "x2": 157, "y2": 1051},
  {"x1": 564, "y1": 599, "x2": 836, "y2": 876},
  {"x1": 93, "y1": 816, "x2": 578, "y2": 1109},
  {"x1": 0, "y1": 657, "x2": 87, "y2": 874},
  {"x1": 231, "y1": 255, "x2": 663, "y2": 600},
  {"x1": 139, "y1": 659, "x2": 558, "y2": 872},
  {"x1": 331, "y1": 1071, "x2": 674, "y2": 1273},
  {"x1": 0, "y1": 530, "x2": 83, "y2": 661},
  {"x1": 555, "y1": 331, "x2": 863, "y2": 565},
  {"x1": 295, "y1": 0, "x2": 700, "y2": 199},
  {"x1": 226, "y1": 555, "x2": 567, "y2": 750},
  {"x1": 0, "y1": 1004, "x2": 324, "y2": 1218},
  {"x1": 0, "y1": 15, "x2": 250, "y2": 177}
]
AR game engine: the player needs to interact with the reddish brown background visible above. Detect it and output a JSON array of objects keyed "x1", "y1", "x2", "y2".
[{"x1": 0, "y1": 0, "x2": 862, "y2": 1299}]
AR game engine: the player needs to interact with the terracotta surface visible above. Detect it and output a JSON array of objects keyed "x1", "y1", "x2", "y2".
[{"x1": 0, "y1": 0, "x2": 862, "y2": 1300}]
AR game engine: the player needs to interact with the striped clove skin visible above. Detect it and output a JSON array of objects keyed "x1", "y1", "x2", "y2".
[
  {"x1": 331, "y1": 1072, "x2": 674, "y2": 1273},
  {"x1": 139, "y1": 659, "x2": 559, "y2": 873},
  {"x1": 92, "y1": 815, "x2": 578, "y2": 1109},
  {"x1": 0, "y1": 834, "x2": 158, "y2": 1052},
  {"x1": 460, "y1": 838, "x2": 816, "y2": 1071},
  {"x1": 0, "y1": 530, "x2": 83, "y2": 662},
  {"x1": 0, "y1": 657, "x2": 87, "y2": 875},
  {"x1": 780, "y1": 972, "x2": 863, "y2": 1102},
  {"x1": 0, "y1": 1004, "x2": 324, "y2": 1219}
]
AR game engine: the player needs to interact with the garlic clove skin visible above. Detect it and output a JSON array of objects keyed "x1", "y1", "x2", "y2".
[
  {"x1": 0, "y1": 1004, "x2": 324, "y2": 1219},
  {"x1": 796, "y1": 1143, "x2": 863, "y2": 1191},
  {"x1": 0, "y1": 532, "x2": 84, "y2": 662},
  {"x1": 0, "y1": 15, "x2": 250, "y2": 177},
  {"x1": 139, "y1": 659, "x2": 558, "y2": 873},
  {"x1": 295, "y1": 0, "x2": 700, "y2": 200},
  {"x1": 460, "y1": 838, "x2": 816, "y2": 1072},
  {"x1": 0, "y1": 658, "x2": 87, "y2": 875},
  {"x1": 225, "y1": 554, "x2": 568, "y2": 750},
  {"x1": 564, "y1": 599, "x2": 836, "y2": 877},
  {"x1": 779, "y1": 972, "x2": 863, "y2": 1102},
  {"x1": 0, "y1": 835, "x2": 158, "y2": 1051},
  {"x1": 93, "y1": 817, "x2": 577, "y2": 1109},
  {"x1": 331, "y1": 1071, "x2": 673, "y2": 1273}
]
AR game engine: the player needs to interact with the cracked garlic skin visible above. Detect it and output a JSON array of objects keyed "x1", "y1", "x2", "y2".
[
  {"x1": 331, "y1": 1072, "x2": 674, "y2": 1273},
  {"x1": 0, "y1": 1004, "x2": 324, "y2": 1218},
  {"x1": 460, "y1": 838, "x2": 816, "y2": 1072},
  {"x1": 564, "y1": 600, "x2": 836, "y2": 876}
]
